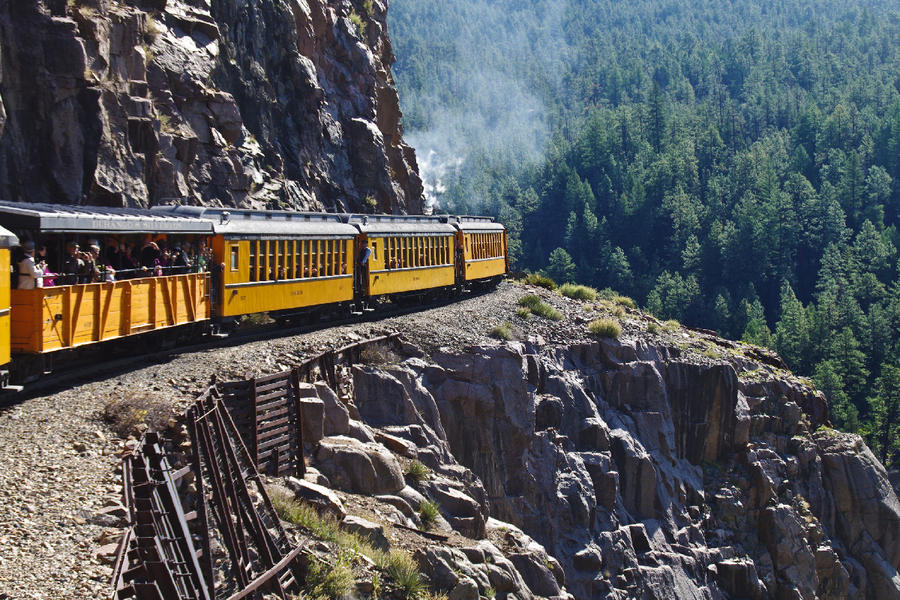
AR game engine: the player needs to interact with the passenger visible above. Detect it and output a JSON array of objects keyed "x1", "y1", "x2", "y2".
[
  {"x1": 116, "y1": 242, "x2": 138, "y2": 277},
  {"x1": 170, "y1": 245, "x2": 190, "y2": 274},
  {"x1": 16, "y1": 241, "x2": 44, "y2": 289},
  {"x1": 140, "y1": 236, "x2": 160, "y2": 270},
  {"x1": 36, "y1": 244, "x2": 55, "y2": 287},
  {"x1": 62, "y1": 241, "x2": 85, "y2": 285},
  {"x1": 85, "y1": 243, "x2": 103, "y2": 283}
]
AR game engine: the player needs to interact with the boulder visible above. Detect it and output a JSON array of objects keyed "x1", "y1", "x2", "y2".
[
  {"x1": 315, "y1": 381, "x2": 350, "y2": 436},
  {"x1": 284, "y1": 477, "x2": 345, "y2": 519},
  {"x1": 314, "y1": 436, "x2": 404, "y2": 494},
  {"x1": 341, "y1": 515, "x2": 389, "y2": 551},
  {"x1": 300, "y1": 397, "x2": 324, "y2": 446}
]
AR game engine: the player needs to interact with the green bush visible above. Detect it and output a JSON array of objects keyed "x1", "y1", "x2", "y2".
[
  {"x1": 349, "y1": 10, "x2": 366, "y2": 37},
  {"x1": 559, "y1": 283, "x2": 599, "y2": 301},
  {"x1": 646, "y1": 322, "x2": 660, "y2": 334},
  {"x1": 419, "y1": 500, "x2": 440, "y2": 530},
  {"x1": 516, "y1": 307, "x2": 531, "y2": 319},
  {"x1": 523, "y1": 272, "x2": 557, "y2": 290},
  {"x1": 490, "y1": 323, "x2": 513, "y2": 340},
  {"x1": 589, "y1": 318, "x2": 621, "y2": 338}
]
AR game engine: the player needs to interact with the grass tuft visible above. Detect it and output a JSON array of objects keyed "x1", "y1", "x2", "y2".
[
  {"x1": 305, "y1": 554, "x2": 354, "y2": 599},
  {"x1": 588, "y1": 318, "x2": 621, "y2": 338},
  {"x1": 523, "y1": 272, "x2": 557, "y2": 290},
  {"x1": 518, "y1": 294, "x2": 562, "y2": 321},
  {"x1": 384, "y1": 551, "x2": 426, "y2": 599},
  {"x1": 559, "y1": 283, "x2": 598, "y2": 301},
  {"x1": 419, "y1": 500, "x2": 440, "y2": 530},
  {"x1": 490, "y1": 323, "x2": 513, "y2": 341},
  {"x1": 405, "y1": 460, "x2": 431, "y2": 483},
  {"x1": 646, "y1": 322, "x2": 660, "y2": 334},
  {"x1": 270, "y1": 487, "x2": 427, "y2": 598},
  {"x1": 612, "y1": 294, "x2": 636, "y2": 308},
  {"x1": 662, "y1": 319, "x2": 681, "y2": 332},
  {"x1": 516, "y1": 307, "x2": 531, "y2": 319}
]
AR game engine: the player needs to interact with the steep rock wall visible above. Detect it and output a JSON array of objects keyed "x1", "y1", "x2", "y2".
[
  {"x1": 344, "y1": 338, "x2": 900, "y2": 599},
  {"x1": 0, "y1": 0, "x2": 423, "y2": 212}
]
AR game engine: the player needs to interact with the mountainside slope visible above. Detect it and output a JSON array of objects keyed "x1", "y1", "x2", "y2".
[
  {"x1": 2, "y1": 283, "x2": 899, "y2": 599},
  {"x1": 0, "y1": 0, "x2": 423, "y2": 212}
]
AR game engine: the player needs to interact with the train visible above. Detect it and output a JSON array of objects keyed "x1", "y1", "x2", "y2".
[{"x1": 0, "y1": 200, "x2": 508, "y2": 387}]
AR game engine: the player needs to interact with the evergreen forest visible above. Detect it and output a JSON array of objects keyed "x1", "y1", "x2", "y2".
[{"x1": 389, "y1": 0, "x2": 900, "y2": 464}]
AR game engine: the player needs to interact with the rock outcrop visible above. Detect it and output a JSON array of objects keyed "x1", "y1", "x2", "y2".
[
  {"x1": 297, "y1": 333, "x2": 900, "y2": 599},
  {"x1": 0, "y1": 0, "x2": 424, "y2": 212}
]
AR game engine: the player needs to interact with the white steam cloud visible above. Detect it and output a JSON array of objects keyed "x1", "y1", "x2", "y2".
[{"x1": 389, "y1": 0, "x2": 570, "y2": 210}]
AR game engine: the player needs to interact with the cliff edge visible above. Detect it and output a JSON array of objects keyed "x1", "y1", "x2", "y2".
[
  {"x1": 285, "y1": 284, "x2": 900, "y2": 599},
  {"x1": 0, "y1": 0, "x2": 423, "y2": 212}
]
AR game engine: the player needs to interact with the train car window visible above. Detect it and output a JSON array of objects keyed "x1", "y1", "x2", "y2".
[
  {"x1": 333, "y1": 239, "x2": 339, "y2": 275},
  {"x1": 328, "y1": 239, "x2": 335, "y2": 276},
  {"x1": 301, "y1": 240, "x2": 308, "y2": 278},
  {"x1": 335, "y1": 240, "x2": 340, "y2": 275},
  {"x1": 249, "y1": 241, "x2": 257, "y2": 281},
  {"x1": 429, "y1": 237, "x2": 435, "y2": 266},
  {"x1": 230, "y1": 245, "x2": 239, "y2": 271},
  {"x1": 318, "y1": 240, "x2": 325, "y2": 278},
  {"x1": 289, "y1": 240, "x2": 296, "y2": 279}
]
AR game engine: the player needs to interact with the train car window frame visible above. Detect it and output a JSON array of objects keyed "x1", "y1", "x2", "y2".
[{"x1": 230, "y1": 245, "x2": 239, "y2": 271}]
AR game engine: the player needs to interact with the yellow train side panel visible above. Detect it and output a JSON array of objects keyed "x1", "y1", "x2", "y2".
[
  {"x1": 0, "y1": 248, "x2": 10, "y2": 366},
  {"x1": 11, "y1": 273, "x2": 210, "y2": 354},
  {"x1": 222, "y1": 276, "x2": 354, "y2": 317},
  {"x1": 464, "y1": 257, "x2": 507, "y2": 281},
  {"x1": 368, "y1": 266, "x2": 455, "y2": 296}
]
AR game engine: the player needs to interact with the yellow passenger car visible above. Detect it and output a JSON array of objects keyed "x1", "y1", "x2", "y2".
[
  {"x1": 0, "y1": 201, "x2": 214, "y2": 354},
  {"x1": 452, "y1": 216, "x2": 508, "y2": 282},
  {"x1": 0, "y1": 225, "x2": 18, "y2": 385},
  {"x1": 348, "y1": 215, "x2": 457, "y2": 298},
  {"x1": 153, "y1": 206, "x2": 359, "y2": 318}
]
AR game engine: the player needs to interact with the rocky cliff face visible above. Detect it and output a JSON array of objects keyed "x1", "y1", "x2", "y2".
[
  {"x1": 291, "y1": 295, "x2": 900, "y2": 599},
  {"x1": 0, "y1": 0, "x2": 423, "y2": 212}
]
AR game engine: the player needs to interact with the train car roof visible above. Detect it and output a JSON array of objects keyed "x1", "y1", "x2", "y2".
[
  {"x1": 448, "y1": 215, "x2": 505, "y2": 232},
  {"x1": 151, "y1": 205, "x2": 357, "y2": 237},
  {"x1": 0, "y1": 201, "x2": 215, "y2": 234},
  {"x1": 346, "y1": 214, "x2": 456, "y2": 235},
  {"x1": 0, "y1": 225, "x2": 17, "y2": 248}
]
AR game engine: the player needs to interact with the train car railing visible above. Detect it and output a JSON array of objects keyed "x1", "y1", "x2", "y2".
[{"x1": 10, "y1": 272, "x2": 210, "y2": 353}]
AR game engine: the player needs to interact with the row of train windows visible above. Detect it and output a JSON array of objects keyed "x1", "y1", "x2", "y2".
[
  {"x1": 382, "y1": 235, "x2": 451, "y2": 269},
  {"x1": 468, "y1": 233, "x2": 504, "y2": 260},
  {"x1": 239, "y1": 239, "x2": 351, "y2": 282}
]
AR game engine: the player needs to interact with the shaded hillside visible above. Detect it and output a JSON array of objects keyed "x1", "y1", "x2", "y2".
[{"x1": 0, "y1": 0, "x2": 424, "y2": 212}]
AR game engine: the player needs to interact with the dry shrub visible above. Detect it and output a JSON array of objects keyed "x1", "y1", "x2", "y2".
[
  {"x1": 360, "y1": 344, "x2": 399, "y2": 366},
  {"x1": 103, "y1": 394, "x2": 173, "y2": 438}
]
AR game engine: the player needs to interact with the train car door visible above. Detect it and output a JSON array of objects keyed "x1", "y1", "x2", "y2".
[
  {"x1": 354, "y1": 234, "x2": 370, "y2": 298},
  {"x1": 454, "y1": 231, "x2": 465, "y2": 285}
]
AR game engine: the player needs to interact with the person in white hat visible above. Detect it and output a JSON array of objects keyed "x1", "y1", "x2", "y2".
[{"x1": 17, "y1": 241, "x2": 44, "y2": 289}]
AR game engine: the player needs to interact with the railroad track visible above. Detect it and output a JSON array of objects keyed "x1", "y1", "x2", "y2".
[{"x1": 0, "y1": 284, "x2": 499, "y2": 405}]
